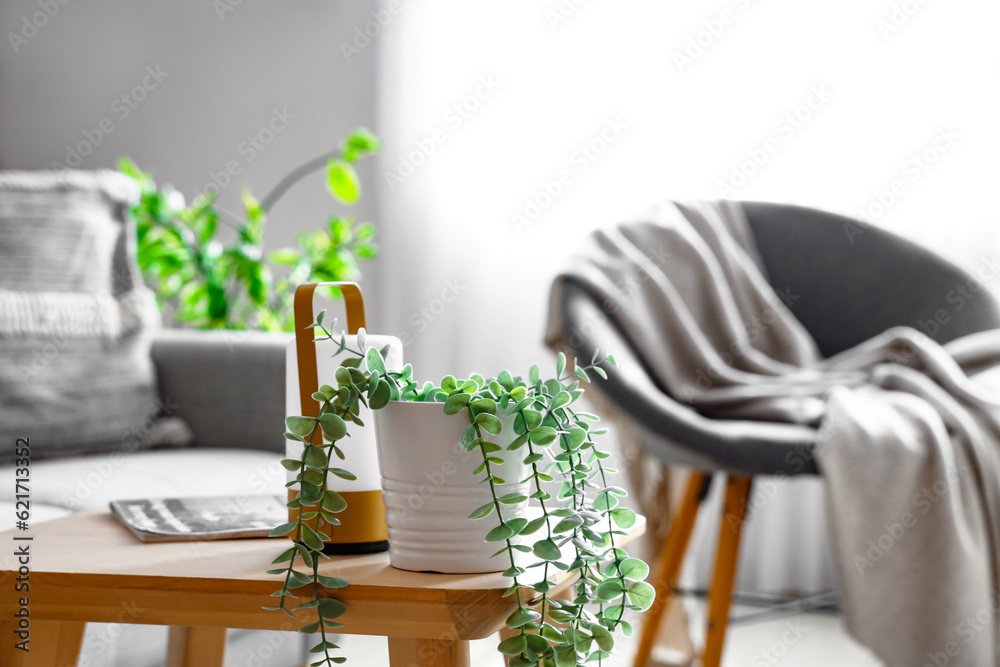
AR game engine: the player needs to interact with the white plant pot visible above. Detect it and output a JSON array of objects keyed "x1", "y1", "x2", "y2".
[{"x1": 374, "y1": 400, "x2": 528, "y2": 573}]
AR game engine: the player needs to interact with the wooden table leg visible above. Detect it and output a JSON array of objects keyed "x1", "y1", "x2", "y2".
[
  {"x1": 0, "y1": 620, "x2": 85, "y2": 667},
  {"x1": 388, "y1": 636, "x2": 471, "y2": 667},
  {"x1": 166, "y1": 626, "x2": 227, "y2": 667}
]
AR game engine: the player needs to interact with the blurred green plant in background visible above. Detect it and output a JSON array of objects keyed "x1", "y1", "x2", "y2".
[{"x1": 120, "y1": 129, "x2": 380, "y2": 332}]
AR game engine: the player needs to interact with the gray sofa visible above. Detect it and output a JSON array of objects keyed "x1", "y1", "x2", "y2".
[{"x1": 0, "y1": 328, "x2": 310, "y2": 667}]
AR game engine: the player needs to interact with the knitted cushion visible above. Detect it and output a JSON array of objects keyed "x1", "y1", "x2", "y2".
[{"x1": 0, "y1": 170, "x2": 190, "y2": 462}]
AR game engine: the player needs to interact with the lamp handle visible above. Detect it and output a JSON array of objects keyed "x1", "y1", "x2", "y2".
[{"x1": 292, "y1": 282, "x2": 367, "y2": 424}]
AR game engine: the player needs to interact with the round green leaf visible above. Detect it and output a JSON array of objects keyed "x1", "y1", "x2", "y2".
[
  {"x1": 555, "y1": 352, "x2": 566, "y2": 377},
  {"x1": 532, "y1": 538, "x2": 561, "y2": 561},
  {"x1": 520, "y1": 516, "x2": 546, "y2": 536},
  {"x1": 326, "y1": 159, "x2": 359, "y2": 203},
  {"x1": 619, "y1": 557, "x2": 649, "y2": 581},
  {"x1": 476, "y1": 413, "x2": 503, "y2": 435},
  {"x1": 341, "y1": 128, "x2": 381, "y2": 161},
  {"x1": 485, "y1": 523, "x2": 515, "y2": 543},
  {"x1": 468, "y1": 501, "x2": 495, "y2": 520},
  {"x1": 322, "y1": 490, "x2": 348, "y2": 513},
  {"x1": 626, "y1": 580, "x2": 656, "y2": 610},
  {"x1": 594, "y1": 490, "x2": 618, "y2": 511},
  {"x1": 590, "y1": 623, "x2": 615, "y2": 652},
  {"x1": 298, "y1": 621, "x2": 321, "y2": 634},
  {"x1": 595, "y1": 579, "x2": 625, "y2": 601},
  {"x1": 369, "y1": 379, "x2": 391, "y2": 410},
  {"x1": 364, "y1": 346, "x2": 386, "y2": 374},
  {"x1": 610, "y1": 507, "x2": 637, "y2": 529},
  {"x1": 269, "y1": 522, "x2": 297, "y2": 538},
  {"x1": 565, "y1": 427, "x2": 587, "y2": 448},
  {"x1": 497, "y1": 634, "x2": 527, "y2": 655},
  {"x1": 280, "y1": 458, "x2": 303, "y2": 471},
  {"x1": 522, "y1": 409, "x2": 542, "y2": 430},
  {"x1": 304, "y1": 446, "x2": 327, "y2": 468},
  {"x1": 317, "y1": 597, "x2": 348, "y2": 619},
  {"x1": 506, "y1": 607, "x2": 541, "y2": 629},
  {"x1": 320, "y1": 413, "x2": 347, "y2": 441},
  {"x1": 551, "y1": 391, "x2": 572, "y2": 409},
  {"x1": 554, "y1": 645, "x2": 577, "y2": 667},
  {"x1": 316, "y1": 575, "x2": 349, "y2": 589},
  {"x1": 553, "y1": 516, "x2": 583, "y2": 534},
  {"x1": 334, "y1": 367, "x2": 352, "y2": 387},
  {"x1": 524, "y1": 633, "x2": 549, "y2": 655},
  {"x1": 472, "y1": 398, "x2": 498, "y2": 414},
  {"x1": 602, "y1": 605, "x2": 626, "y2": 623},
  {"x1": 443, "y1": 393, "x2": 471, "y2": 415},
  {"x1": 528, "y1": 426, "x2": 557, "y2": 445},
  {"x1": 285, "y1": 416, "x2": 315, "y2": 437}
]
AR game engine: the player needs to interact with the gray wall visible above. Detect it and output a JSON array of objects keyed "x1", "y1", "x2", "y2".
[{"x1": 0, "y1": 0, "x2": 380, "y2": 261}]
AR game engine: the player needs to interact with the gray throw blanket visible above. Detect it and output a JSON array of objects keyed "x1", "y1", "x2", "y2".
[{"x1": 544, "y1": 200, "x2": 1000, "y2": 666}]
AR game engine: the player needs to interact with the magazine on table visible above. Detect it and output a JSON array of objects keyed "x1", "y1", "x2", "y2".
[{"x1": 110, "y1": 494, "x2": 287, "y2": 542}]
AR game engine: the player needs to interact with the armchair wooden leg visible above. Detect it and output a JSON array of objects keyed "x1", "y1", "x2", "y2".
[
  {"x1": 701, "y1": 475, "x2": 752, "y2": 667},
  {"x1": 634, "y1": 471, "x2": 708, "y2": 667}
]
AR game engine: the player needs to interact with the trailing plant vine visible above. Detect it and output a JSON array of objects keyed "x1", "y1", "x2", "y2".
[{"x1": 267, "y1": 316, "x2": 653, "y2": 666}]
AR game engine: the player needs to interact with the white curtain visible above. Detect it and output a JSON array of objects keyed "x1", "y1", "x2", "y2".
[{"x1": 373, "y1": 0, "x2": 1000, "y2": 593}]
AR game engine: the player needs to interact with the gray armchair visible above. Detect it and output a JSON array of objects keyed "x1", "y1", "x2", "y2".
[{"x1": 555, "y1": 202, "x2": 1000, "y2": 667}]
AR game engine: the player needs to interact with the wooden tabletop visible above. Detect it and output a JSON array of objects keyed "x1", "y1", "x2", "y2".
[{"x1": 0, "y1": 509, "x2": 645, "y2": 642}]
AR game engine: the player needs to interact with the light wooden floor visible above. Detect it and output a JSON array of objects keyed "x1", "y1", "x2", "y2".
[{"x1": 334, "y1": 603, "x2": 883, "y2": 666}]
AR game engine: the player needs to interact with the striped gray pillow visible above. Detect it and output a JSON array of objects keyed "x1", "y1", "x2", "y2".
[{"x1": 0, "y1": 170, "x2": 191, "y2": 462}]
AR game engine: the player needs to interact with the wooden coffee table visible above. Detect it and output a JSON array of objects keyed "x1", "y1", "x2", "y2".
[{"x1": 0, "y1": 510, "x2": 643, "y2": 666}]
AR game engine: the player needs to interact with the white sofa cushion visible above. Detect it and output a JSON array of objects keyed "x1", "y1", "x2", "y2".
[{"x1": 0, "y1": 447, "x2": 287, "y2": 529}]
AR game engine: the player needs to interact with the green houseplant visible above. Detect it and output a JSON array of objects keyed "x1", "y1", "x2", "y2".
[
  {"x1": 119, "y1": 129, "x2": 381, "y2": 332},
  {"x1": 268, "y1": 319, "x2": 654, "y2": 667}
]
